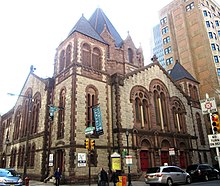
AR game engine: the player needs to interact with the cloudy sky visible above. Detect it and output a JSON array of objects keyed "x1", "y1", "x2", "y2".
[{"x1": 0, "y1": 0, "x2": 173, "y2": 115}]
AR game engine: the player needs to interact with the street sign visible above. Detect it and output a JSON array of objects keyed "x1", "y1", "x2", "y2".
[
  {"x1": 169, "y1": 148, "x2": 175, "y2": 156},
  {"x1": 125, "y1": 155, "x2": 132, "y2": 166},
  {"x1": 200, "y1": 97, "x2": 217, "y2": 115},
  {"x1": 78, "y1": 153, "x2": 86, "y2": 167},
  {"x1": 208, "y1": 134, "x2": 220, "y2": 148},
  {"x1": 85, "y1": 126, "x2": 95, "y2": 135}
]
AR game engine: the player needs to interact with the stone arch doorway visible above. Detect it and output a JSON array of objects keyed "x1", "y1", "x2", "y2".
[
  {"x1": 179, "y1": 142, "x2": 187, "y2": 168},
  {"x1": 140, "y1": 139, "x2": 151, "y2": 171},
  {"x1": 161, "y1": 140, "x2": 170, "y2": 166}
]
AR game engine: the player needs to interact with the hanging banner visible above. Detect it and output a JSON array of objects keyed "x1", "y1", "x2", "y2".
[{"x1": 93, "y1": 105, "x2": 104, "y2": 135}]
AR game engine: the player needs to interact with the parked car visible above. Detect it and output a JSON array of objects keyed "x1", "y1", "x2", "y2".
[
  {"x1": 145, "y1": 165, "x2": 191, "y2": 186},
  {"x1": 0, "y1": 168, "x2": 22, "y2": 186},
  {"x1": 186, "y1": 163, "x2": 220, "y2": 181}
]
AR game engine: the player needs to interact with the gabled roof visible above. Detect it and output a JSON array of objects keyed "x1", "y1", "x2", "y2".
[
  {"x1": 169, "y1": 62, "x2": 199, "y2": 83},
  {"x1": 89, "y1": 8, "x2": 123, "y2": 47},
  {"x1": 68, "y1": 15, "x2": 106, "y2": 44}
]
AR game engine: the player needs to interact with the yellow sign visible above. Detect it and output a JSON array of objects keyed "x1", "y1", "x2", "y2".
[{"x1": 112, "y1": 157, "x2": 121, "y2": 170}]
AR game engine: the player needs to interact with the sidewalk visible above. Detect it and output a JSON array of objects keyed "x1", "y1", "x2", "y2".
[{"x1": 29, "y1": 180, "x2": 144, "y2": 186}]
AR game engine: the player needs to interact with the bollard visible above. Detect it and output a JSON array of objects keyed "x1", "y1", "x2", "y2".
[{"x1": 25, "y1": 177, "x2": 30, "y2": 186}]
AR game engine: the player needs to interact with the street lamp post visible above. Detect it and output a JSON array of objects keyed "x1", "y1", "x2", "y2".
[{"x1": 126, "y1": 129, "x2": 132, "y2": 186}]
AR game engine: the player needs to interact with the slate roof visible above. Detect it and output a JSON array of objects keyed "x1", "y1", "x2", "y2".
[
  {"x1": 89, "y1": 8, "x2": 123, "y2": 47},
  {"x1": 169, "y1": 62, "x2": 199, "y2": 83},
  {"x1": 68, "y1": 15, "x2": 106, "y2": 44}
]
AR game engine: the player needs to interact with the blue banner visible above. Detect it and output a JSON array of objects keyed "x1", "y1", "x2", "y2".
[{"x1": 93, "y1": 105, "x2": 104, "y2": 135}]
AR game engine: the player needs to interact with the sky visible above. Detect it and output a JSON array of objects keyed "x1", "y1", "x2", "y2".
[{"x1": 0, "y1": 0, "x2": 173, "y2": 115}]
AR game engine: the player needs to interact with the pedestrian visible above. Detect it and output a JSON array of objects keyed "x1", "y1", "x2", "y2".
[
  {"x1": 110, "y1": 169, "x2": 119, "y2": 186},
  {"x1": 100, "y1": 168, "x2": 108, "y2": 186},
  {"x1": 54, "y1": 167, "x2": 61, "y2": 186}
]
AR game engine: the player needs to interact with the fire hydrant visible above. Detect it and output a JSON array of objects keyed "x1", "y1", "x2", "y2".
[{"x1": 25, "y1": 177, "x2": 30, "y2": 186}]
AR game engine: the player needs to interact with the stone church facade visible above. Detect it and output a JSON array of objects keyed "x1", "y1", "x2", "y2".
[{"x1": 0, "y1": 8, "x2": 211, "y2": 184}]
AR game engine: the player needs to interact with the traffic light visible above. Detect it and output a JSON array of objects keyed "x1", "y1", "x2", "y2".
[
  {"x1": 90, "y1": 139, "x2": 95, "y2": 149},
  {"x1": 211, "y1": 114, "x2": 220, "y2": 133},
  {"x1": 84, "y1": 139, "x2": 89, "y2": 149}
]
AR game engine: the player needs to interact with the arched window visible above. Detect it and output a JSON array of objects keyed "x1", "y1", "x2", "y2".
[
  {"x1": 193, "y1": 86, "x2": 199, "y2": 101},
  {"x1": 196, "y1": 113, "x2": 205, "y2": 145},
  {"x1": 59, "y1": 50, "x2": 65, "y2": 72},
  {"x1": 10, "y1": 148, "x2": 16, "y2": 167},
  {"x1": 13, "y1": 106, "x2": 22, "y2": 140},
  {"x1": 171, "y1": 99, "x2": 186, "y2": 133},
  {"x1": 128, "y1": 48, "x2": 133, "y2": 63},
  {"x1": 86, "y1": 86, "x2": 98, "y2": 130},
  {"x1": 154, "y1": 90, "x2": 161, "y2": 126},
  {"x1": 66, "y1": 44, "x2": 72, "y2": 67},
  {"x1": 30, "y1": 92, "x2": 41, "y2": 135},
  {"x1": 27, "y1": 144, "x2": 31, "y2": 167},
  {"x1": 135, "y1": 97, "x2": 141, "y2": 122},
  {"x1": 152, "y1": 83, "x2": 169, "y2": 131},
  {"x1": 30, "y1": 143, "x2": 35, "y2": 167},
  {"x1": 131, "y1": 86, "x2": 151, "y2": 129},
  {"x1": 82, "y1": 43, "x2": 91, "y2": 67},
  {"x1": 21, "y1": 89, "x2": 32, "y2": 138},
  {"x1": 57, "y1": 88, "x2": 66, "y2": 139},
  {"x1": 92, "y1": 47, "x2": 101, "y2": 70},
  {"x1": 17, "y1": 146, "x2": 22, "y2": 168}
]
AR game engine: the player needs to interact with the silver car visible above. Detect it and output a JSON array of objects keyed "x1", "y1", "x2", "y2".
[{"x1": 145, "y1": 166, "x2": 191, "y2": 186}]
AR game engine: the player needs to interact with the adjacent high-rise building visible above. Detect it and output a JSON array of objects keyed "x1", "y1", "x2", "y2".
[{"x1": 154, "y1": 0, "x2": 220, "y2": 111}]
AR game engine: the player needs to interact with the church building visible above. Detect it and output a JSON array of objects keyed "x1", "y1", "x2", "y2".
[{"x1": 0, "y1": 8, "x2": 211, "y2": 184}]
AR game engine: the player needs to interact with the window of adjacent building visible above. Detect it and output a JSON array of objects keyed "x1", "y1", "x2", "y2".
[
  {"x1": 208, "y1": 11, "x2": 212, "y2": 18},
  {"x1": 211, "y1": 21, "x2": 214, "y2": 28},
  {"x1": 163, "y1": 36, "x2": 170, "y2": 44},
  {"x1": 214, "y1": 56, "x2": 219, "y2": 63},
  {"x1": 166, "y1": 57, "x2": 173, "y2": 65},
  {"x1": 215, "y1": 20, "x2": 219, "y2": 27},
  {"x1": 213, "y1": 33, "x2": 217, "y2": 40},
  {"x1": 208, "y1": 32, "x2": 213, "y2": 39},
  {"x1": 218, "y1": 30, "x2": 220, "y2": 36},
  {"x1": 164, "y1": 46, "x2": 172, "y2": 55},
  {"x1": 217, "y1": 44, "x2": 220, "y2": 51},
  {"x1": 186, "y1": 2, "x2": 194, "y2": 12},
  {"x1": 160, "y1": 17, "x2": 167, "y2": 25},
  {"x1": 218, "y1": 68, "x2": 220, "y2": 76},
  {"x1": 128, "y1": 48, "x2": 133, "y2": 63},
  {"x1": 196, "y1": 113, "x2": 206, "y2": 145},
  {"x1": 162, "y1": 26, "x2": 169, "y2": 35},
  {"x1": 211, "y1": 5, "x2": 215, "y2": 12},
  {"x1": 211, "y1": 43, "x2": 216, "y2": 50},
  {"x1": 206, "y1": 21, "x2": 210, "y2": 27},
  {"x1": 203, "y1": 10, "x2": 208, "y2": 16},
  {"x1": 57, "y1": 88, "x2": 66, "y2": 139}
]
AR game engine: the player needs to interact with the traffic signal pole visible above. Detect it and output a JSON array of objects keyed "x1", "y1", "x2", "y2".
[{"x1": 206, "y1": 94, "x2": 220, "y2": 169}]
